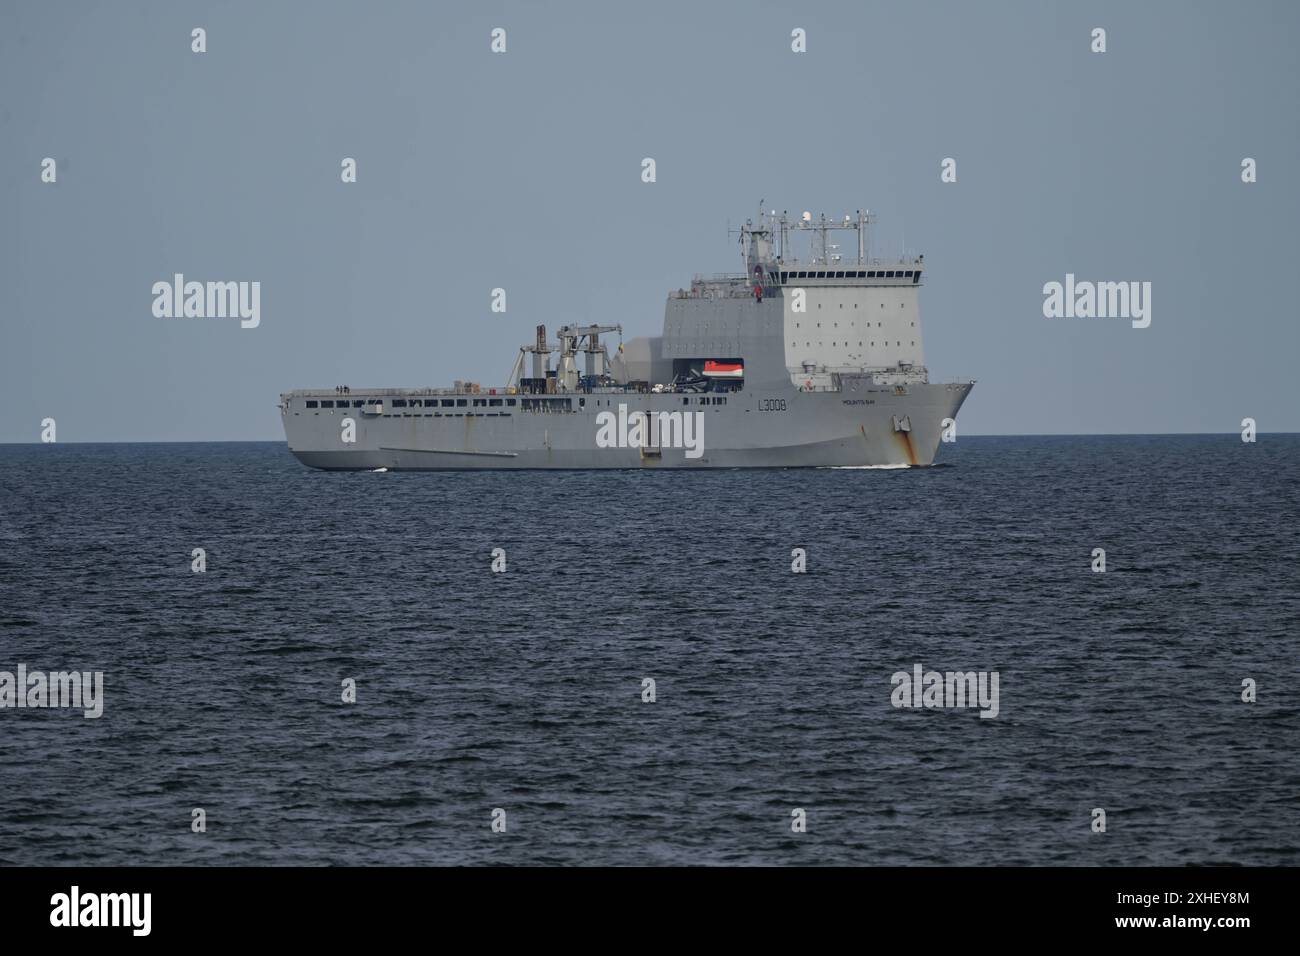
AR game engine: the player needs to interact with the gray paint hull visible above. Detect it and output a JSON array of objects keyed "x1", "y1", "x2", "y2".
[{"x1": 282, "y1": 381, "x2": 972, "y2": 470}]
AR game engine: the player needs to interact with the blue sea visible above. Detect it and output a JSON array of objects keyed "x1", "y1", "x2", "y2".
[{"x1": 1, "y1": 436, "x2": 1297, "y2": 865}]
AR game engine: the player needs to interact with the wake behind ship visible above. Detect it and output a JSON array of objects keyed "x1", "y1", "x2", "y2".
[{"x1": 280, "y1": 206, "x2": 974, "y2": 469}]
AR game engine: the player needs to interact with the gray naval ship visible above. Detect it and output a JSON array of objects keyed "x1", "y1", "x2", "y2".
[{"x1": 280, "y1": 206, "x2": 974, "y2": 469}]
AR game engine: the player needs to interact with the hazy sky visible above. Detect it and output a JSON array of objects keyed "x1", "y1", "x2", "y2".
[{"x1": 2, "y1": 0, "x2": 1296, "y2": 441}]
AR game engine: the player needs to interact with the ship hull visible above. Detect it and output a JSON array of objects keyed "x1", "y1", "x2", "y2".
[{"x1": 281, "y1": 382, "x2": 972, "y2": 470}]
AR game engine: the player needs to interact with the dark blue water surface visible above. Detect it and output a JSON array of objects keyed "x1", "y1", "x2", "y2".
[{"x1": 1, "y1": 436, "x2": 1297, "y2": 865}]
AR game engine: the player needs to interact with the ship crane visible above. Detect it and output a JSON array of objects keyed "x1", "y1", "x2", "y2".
[
  {"x1": 506, "y1": 324, "x2": 554, "y2": 393},
  {"x1": 557, "y1": 323, "x2": 622, "y2": 392},
  {"x1": 507, "y1": 323, "x2": 623, "y2": 393}
]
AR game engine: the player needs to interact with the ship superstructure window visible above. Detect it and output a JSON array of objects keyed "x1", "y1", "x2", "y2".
[
  {"x1": 473, "y1": 399, "x2": 486, "y2": 407},
  {"x1": 441, "y1": 399, "x2": 454, "y2": 407},
  {"x1": 319, "y1": 400, "x2": 334, "y2": 408},
  {"x1": 489, "y1": 398, "x2": 503, "y2": 406},
  {"x1": 506, "y1": 399, "x2": 516, "y2": 406},
  {"x1": 456, "y1": 399, "x2": 467, "y2": 407},
  {"x1": 392, "y1": 399, "x2": 407, "y2": 408},
  {"x1": 306, "y1": 400, "x2": 318, "y2": 408}
]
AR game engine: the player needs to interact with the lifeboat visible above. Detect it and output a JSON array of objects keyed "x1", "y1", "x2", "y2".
[{"x1": 702, "y1": 361, "x2": 744, "y2": 379}]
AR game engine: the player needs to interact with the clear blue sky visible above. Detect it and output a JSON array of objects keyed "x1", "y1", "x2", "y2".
[{"x1": 2, "y1": 0, "x2": 1296, "y2": 440}]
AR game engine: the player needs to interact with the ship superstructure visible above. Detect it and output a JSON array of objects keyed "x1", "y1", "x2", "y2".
[{"x1": 280, "y1": 205, "x2": 973, "y2": 469}]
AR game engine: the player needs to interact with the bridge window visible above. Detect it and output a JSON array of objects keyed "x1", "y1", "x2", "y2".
[
  {"x1": 319, "y1": 400, "x2": 333, "y2": 407},
  {"x1": 305, "y1": 400, "x2": 318, "y2": 408},
  {"x1": 392, "y1": 399, "x2": 407, "y2": 407}
]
